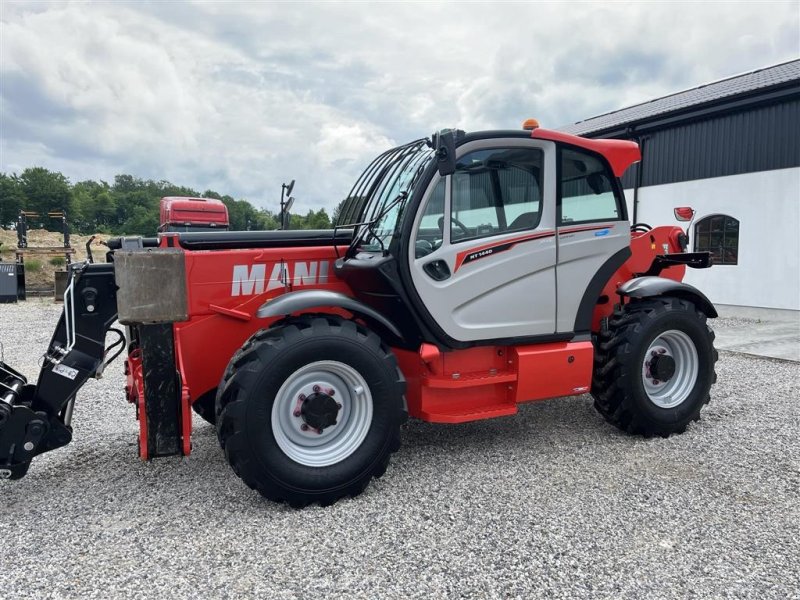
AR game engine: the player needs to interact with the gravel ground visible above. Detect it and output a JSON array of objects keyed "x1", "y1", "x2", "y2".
[{"x1": 1, "y1": 300, "x2": 799, "y2": 599}]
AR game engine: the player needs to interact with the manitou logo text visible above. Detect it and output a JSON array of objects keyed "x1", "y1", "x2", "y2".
[{"x1": 231, "y1": 261, "x2": 331, "y2": 296}]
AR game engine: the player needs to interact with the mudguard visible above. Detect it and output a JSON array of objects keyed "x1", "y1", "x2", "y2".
[
  {"x1": 256, "y1": 290, "x2": 405, "y2": 344},
  {"x1": 617, "y1": 277, "x2": 718, "y2": 318}
]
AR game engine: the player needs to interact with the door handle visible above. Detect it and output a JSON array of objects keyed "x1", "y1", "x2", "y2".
[{"x1": 423, "y1": 259, "x2": 451, "y2": 281}]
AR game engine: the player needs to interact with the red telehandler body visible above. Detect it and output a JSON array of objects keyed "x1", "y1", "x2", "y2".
[{"x1": 0, "y1": 124, "x2": 717, "y2": 506}]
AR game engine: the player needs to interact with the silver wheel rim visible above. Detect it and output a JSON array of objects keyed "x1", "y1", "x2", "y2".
[
  {"x1": 271, "y1": 361, "x2": 373, "y2": 467},
  {"x1": 642, "y1": 329, "x2": 699, "y2": 408}
]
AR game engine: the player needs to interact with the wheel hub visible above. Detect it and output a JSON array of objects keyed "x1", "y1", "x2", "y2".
[
  {"x1": 272, "y1": 361, "x2": 374, "y2": 467},
  {"x1": 649, "y1": 353, "x2": 676, "y2": 382},
  {"x1": 641, "y1": 330, "x2": 700, "y2": 409},
  {"x1": 300, "y1": 391, "x2": 340, "y2": 431}
]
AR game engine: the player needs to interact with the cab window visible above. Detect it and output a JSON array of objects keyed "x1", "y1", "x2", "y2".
[
  {"x1": 559, "y1": 148, "x2": 622, "y2": 224},
  {"x1": 450, "y1": 147, "x2": 543, "y2": 243},
  {"x1": 414, "y1": 179, "x2": 446, "y2": 258}
]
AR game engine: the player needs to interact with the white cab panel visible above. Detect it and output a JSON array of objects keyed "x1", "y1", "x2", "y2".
[{"x1": 409, "y1": 139, "x2": 558, "y2": 341}]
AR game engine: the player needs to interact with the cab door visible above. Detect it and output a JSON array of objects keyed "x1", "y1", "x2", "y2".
[
  {"x1": 408, "y1": 139, "x2": 557, "y2": 342},
  {"x1": 555, "y1": 146, "x2": 631, "y2": 333}
]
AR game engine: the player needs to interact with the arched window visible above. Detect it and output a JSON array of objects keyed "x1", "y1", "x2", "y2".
[{"x1": 694, "y1": 215, "x2": 739, "y2": 265}]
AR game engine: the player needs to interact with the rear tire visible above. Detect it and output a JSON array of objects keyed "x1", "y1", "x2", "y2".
[
  {"x1": 591, "y1": 296, "x2": 718, "y2": 436},
  {"x1": 216, "y1": 315, "x2": 406, "y2": 507}
]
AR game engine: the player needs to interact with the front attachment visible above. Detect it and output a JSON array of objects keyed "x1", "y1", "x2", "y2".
[
  {"x1": 0, "y1": 363, "x2": 52, "y2": 479},
  {"x1": 0, "y1": 263, "x2": 118, "y2": 480}
]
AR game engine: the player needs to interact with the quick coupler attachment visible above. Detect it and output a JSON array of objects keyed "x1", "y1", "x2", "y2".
[
  {"x1": 0, "y1": 361, "x2": 56, "y2": 480},
  {"x1": 0, "y1": 361, "x2": 28, "y2": 427}
]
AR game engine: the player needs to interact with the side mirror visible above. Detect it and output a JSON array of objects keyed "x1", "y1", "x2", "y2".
[
  {"x1": 434, "y1": 129, "x2": 457, "y2": 177},
  {"x1": 285, "y1": 179, "x2": 295, "y2": 197},
  {"x1": 674, "y1": 206, "x2": 695, "y2": 222}
]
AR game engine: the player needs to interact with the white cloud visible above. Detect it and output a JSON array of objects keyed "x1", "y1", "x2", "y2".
[{"x1": 1, "y1": 0, "x2": 798, "y2": 214}]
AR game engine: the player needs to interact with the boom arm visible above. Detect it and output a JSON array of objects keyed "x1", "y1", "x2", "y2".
[{"x1": 0, "y1": 263, "x2": 119, "y2": 479}]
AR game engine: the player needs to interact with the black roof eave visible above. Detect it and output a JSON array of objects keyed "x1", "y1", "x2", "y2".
[{"x1": 575, "y1": 81, "x2": 800, "y2": 139}]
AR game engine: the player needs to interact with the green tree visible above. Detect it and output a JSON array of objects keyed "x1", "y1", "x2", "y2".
[
  {"x1": 17, "y1": 167, "x2": 72, "y2": 229},
  {"x1": 0, "y1": 173, "x2": 25, "y2": 227},
  {"x1": 72, "y1": 180, "x2": 116, "y2": 233},
  {"x1": 121, "y1": 204, "x2": 159, "y2": 235},
  {"x1": 303, "y1": 208, "x2": 331, "y2": 230},
  {"x1": 221, "y1": 197, "x2": 279, "y2": 231},
  {"x1": 158, "y1": 180, "x2": 200, "y2": 198},
  {"x1": 110, "y1": 174, "x2": 187, "y2": 235},
  {"x1": 259, "y1": 209, "x2": 280, "y2": 230},
  {"x1": 3, "y1": 166, "x2": 299, "y2": 236},
  {"x1": 332, "y1": 199, "x2": 346, "y2": 225},
  {"x1": 332, "y1": 196, "x2": 366, "y2": 226}
]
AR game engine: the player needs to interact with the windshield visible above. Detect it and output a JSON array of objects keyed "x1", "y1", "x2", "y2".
[{"x1": 337, "y1": 139, "x2": 433, "y2": 252}]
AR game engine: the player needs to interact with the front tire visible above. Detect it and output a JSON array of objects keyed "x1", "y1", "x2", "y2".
[
  {"x1": 591, "y1": 297, "x2": 718, "y2": 436},
  {"x1": 216, "y1": 316, "x2": 406, "y2": 507}
]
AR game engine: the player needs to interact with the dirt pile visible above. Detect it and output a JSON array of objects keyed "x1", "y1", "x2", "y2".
[{"x1": 0, "y1": 229, "x2": 111, "y2": 290}]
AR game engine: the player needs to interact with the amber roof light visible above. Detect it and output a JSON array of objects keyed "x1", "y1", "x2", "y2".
[{"x1": 522, "y1": 118, "x2": 540, "y2": 130}]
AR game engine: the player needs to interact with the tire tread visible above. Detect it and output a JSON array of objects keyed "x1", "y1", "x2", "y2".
[
  {"x1": 591, "y1": 297, "x2": 718, "y2": 436},
  {"x1": 215, "y1": 314, "x2": 406, "y2": 507}
]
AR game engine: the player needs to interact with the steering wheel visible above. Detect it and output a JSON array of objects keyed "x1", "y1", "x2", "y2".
[
  {"x1": 631, "y1": 222, "x2": 653, "y2": 233},
  {"x1": 415, "y1": 239, "x2": 433, "y2": 258},
  {"x1": 438, "y1": 216, "x2": 470, "y2": 240}
]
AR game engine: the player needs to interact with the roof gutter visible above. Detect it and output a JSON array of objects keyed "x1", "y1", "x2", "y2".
[{"x1": 578, "y1": 82, "x2": 800, "y2": 139}]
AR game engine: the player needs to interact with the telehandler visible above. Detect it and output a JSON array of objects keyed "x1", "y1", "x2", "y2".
[{"x1": 0, "y1": 121, "x2": 717, "y2": 506}]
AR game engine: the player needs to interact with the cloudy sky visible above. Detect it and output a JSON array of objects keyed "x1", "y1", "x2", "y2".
[{"x1": 1, "y1": 1, "x2": 798, "y2": 214}]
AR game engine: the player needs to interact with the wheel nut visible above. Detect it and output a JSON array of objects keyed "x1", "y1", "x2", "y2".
[
  {"x1": 300, "y1": 424, "x2": 309, "y2": 431},
  {"x1": 336, "y1": 402, "x2": 342, "y2": 409},
  {"x1": 298, "y1": 393, "x2": 306, "y2": 401},
  {"x1": 313, "y1": 385, "x2": 321, "y2": 392},
  {"x1": 293, "y1": 409, "x2": 301, "y2": 417}
]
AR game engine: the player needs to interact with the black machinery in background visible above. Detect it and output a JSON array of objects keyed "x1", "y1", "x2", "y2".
[{"x1": 11, "y1": 211, "x2": 75, "y2": 301}]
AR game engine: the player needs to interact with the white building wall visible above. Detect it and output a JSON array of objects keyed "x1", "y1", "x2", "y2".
[{"x1": 623, "y1": 167, "x2": 800, "y2": 310}]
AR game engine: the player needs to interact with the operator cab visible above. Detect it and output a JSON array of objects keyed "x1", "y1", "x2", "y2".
[{"x1": 334, "y1": 123, "x2": 636, "y2": 349}]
